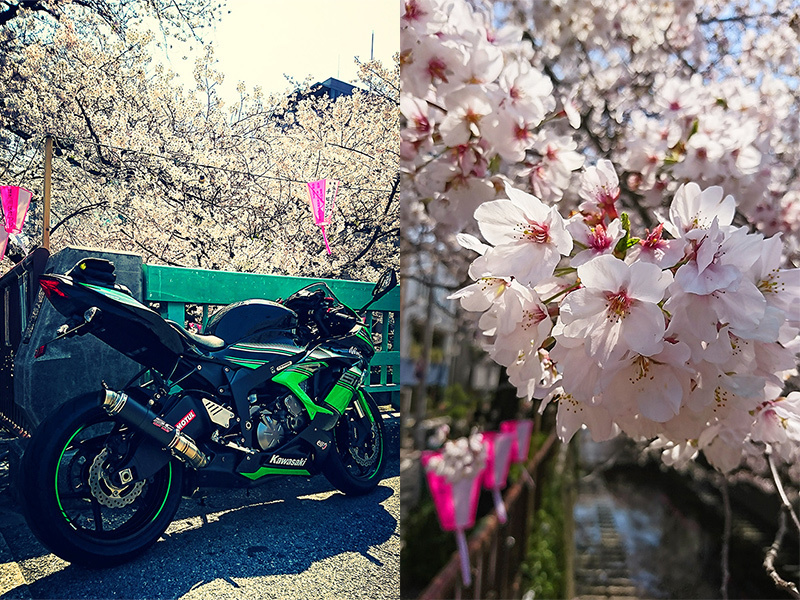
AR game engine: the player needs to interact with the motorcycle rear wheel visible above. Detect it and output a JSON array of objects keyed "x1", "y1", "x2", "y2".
[
  {"x1": 322, "y1": 389, "x2": 387, "y2": 495},
  {"x1": 19, "y1": 392, "x2": 184, "y2": 567}
]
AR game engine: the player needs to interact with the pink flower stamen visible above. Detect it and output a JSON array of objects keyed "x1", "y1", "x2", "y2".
[
  {"x1": 428, "y1": 58, "x2": 448, "y2": 83},
  {"x1": 403, "y1": 0, "x2": 426, "y2": 22},
  {"x1": 523, "y1": 221, "x2": 550, "y2": 243},
  {"x1": 597, "y1": 189, "x2": 619, "y2": 220},
  {"x1": 641, "y1": 223, "x2": 666, "y2": 249},
  {"x1": 521, "y1": 305, "x2": 548, "y2": 330},
  {"x1": 414, "y1": 115, "x2": 430, "y2": 134},
  {"x1": 605, "y1": 289, "x2": 632, "y2": 319},
  {"x1": 514, "y1": 123, "x2": 530, "y2": 141},
  {"x1": 589, "y1": 223, "x2": 613, "y2": 251}
]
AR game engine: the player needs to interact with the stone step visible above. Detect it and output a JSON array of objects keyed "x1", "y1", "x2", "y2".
[{"x1": 575, "y1": 584, "x2": 640, "y2": 597}]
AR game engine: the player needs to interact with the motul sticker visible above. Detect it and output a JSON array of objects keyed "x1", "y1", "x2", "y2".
[{"x1": 176, "y1": 410, "x2": 196, "y2": 431}]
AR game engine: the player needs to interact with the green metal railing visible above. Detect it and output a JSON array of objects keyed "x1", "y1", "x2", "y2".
[{"x1": 142, "y1": 264, "x2": 400, "y2": 406}]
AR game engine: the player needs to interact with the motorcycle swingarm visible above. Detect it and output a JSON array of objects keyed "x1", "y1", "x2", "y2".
[{"x1": 110, "y1": 435, "x2": 173, "y2": 483}]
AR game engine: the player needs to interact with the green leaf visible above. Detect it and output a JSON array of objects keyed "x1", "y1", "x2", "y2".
[{"x1": 613, "y1": 212, "x2": 632, "y2": 258}]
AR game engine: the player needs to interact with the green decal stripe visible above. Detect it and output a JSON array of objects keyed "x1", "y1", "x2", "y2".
[
  {"x1": 285, "y1": 367, "x2": 313, "y2": 377},
  {"x1": 226, "y1": 358, "x2": 266, "y2": 369},
  {"x1": 151, "y1": 462, "x2": 173, "y2": 522},
  {"x1": 55, "y1": 427, "x2": 85, "y2": 528},
  {"x1": 81, "y1": 283, "x2": 150, "y2": 310},
  {"x1": 230, "y1": 344, "x2": 296, "y2": 355},
  {"x1": 241, "y1": 467, "x2": 310, "y2": 480},
  {"x1": 335, "y1": 381, "x2": 357, "y2": 394},
  {"x1": 369, "y1": 442, "x2": 384, "y2": 479}
]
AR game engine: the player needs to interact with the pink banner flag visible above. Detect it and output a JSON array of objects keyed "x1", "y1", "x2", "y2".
[
  {"x1": 306, "y1": 179, "x2": 340, "y2": 255},
  {"x1": 480, "y1": 431, "x2": 515, "y2": 524},
  {"x1": 1, "y1": 186, "x2": 33, "y2": 234},
  {"x1": 421, "y1": 450, "x2": 483, "y2": 587},
  {"x1": 500, "y1": 419, "x2": 534, "y2": 463}
]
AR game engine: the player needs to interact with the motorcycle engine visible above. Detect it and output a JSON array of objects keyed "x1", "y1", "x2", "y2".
[{"x1": 252, "y1": 393, "x2": 308, "y2": 451}]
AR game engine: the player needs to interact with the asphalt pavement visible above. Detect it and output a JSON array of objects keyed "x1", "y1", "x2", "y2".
[{"x1": 0, "y1": 413, "x2": 400, "y2": 600}]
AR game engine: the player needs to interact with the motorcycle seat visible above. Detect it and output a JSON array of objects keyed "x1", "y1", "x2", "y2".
[{"x1": 165, "y1": 320, "x2": 226, "y2": 351}]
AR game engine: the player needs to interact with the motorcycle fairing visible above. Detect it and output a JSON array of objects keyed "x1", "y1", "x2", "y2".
[
  {"x1": 41, "y1": 274, "x2": 187, "y2": 372},
  {"x1": 216, "y1": 341, "x2": 304, "y2": 370},
  {"x1": 234, "y1": 412, "x2": 337, "y2": 481}
]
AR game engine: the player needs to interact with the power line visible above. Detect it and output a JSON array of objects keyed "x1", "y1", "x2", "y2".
[{"x1": 41, "y1": 134, "x2": 395, "y2": 194}]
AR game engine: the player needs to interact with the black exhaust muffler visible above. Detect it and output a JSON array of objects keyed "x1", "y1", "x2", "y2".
[{"x1": 101, "y1": 390, "x2": 209, "y2": 468}]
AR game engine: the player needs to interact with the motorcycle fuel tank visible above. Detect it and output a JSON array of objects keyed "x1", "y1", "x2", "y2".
[{"x1": 204, "y1": 299, "x2": 298, "y2": 344}]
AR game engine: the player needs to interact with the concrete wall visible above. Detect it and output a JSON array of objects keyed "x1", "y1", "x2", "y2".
[{"x1": 13, "y1": 246, "x2": 144, "y2": 428}]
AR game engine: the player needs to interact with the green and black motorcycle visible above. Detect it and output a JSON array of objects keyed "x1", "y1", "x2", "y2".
[{"x1": 20, "y1": 258, "x2": 396, "y2": 566}]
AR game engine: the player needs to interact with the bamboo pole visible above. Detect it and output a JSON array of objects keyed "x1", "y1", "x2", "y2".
[{"x1": 43, "y1": 136, "x2": 52, "y2": 250}]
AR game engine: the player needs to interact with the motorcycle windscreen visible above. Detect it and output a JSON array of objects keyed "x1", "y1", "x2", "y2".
[{"x1": 42, "y1": 275, "x2": 185, "y2": 372}]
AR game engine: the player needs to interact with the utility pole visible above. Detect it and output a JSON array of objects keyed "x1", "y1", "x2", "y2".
[
  {"x1": 412, "y1": 278, "x2": 436, "y2": 449},
  {"x1": 43, "y1": 136, "x2": 52, "y2": 250}
]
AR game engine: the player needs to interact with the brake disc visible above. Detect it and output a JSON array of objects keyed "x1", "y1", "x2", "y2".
[
  {"x1": 88, "y1": 449, "x2": 145, "y2": 508},
  {"x1": 349, "y1": 420, "x2": 379, "y2": 467}
]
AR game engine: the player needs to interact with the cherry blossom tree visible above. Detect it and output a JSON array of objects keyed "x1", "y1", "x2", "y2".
[
  {"x1": 0, "y1": 1, "x2": 399, "y2": 282},
  {"x1": 402, "y1": 0, "x2": 800, "y2": 593}
]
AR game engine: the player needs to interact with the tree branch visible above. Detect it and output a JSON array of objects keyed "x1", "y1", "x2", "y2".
[
  {"x1": 764, "y1": 511, "x2": 800, "y2": 599},
  {"x1": 345, "y1": 174, "x2": 398, "y2": 266},
  {"x1": 720, "y1": 478, "x2": 731, "y2": 600},
  {"x1": 0, "y1": 0, "x2": 59, "y2": 27},
  {"x1": 50, "y1": 201, "x2": 108, "y2": 235}
]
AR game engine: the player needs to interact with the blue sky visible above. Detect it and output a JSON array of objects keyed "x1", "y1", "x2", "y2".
[{"x1": 158, "y1": 0, "x2": 398, "y2": 100}]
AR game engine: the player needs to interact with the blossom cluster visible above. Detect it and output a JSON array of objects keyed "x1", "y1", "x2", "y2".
[
  {"x1": 423, "y1": 431, "x2": 487, "y2": 483},
  {"x1": 401, "y1": 0, "x2": 800, "y2": 260},
  {"x1": 400, "y1": 0, "x2": 584, "y2": 241},
  {"x1": 401, "y1": 0, "x2": 800, "y2": 473},
  {"x1": 452, "y1": 162, "x2": 800, "y2": 472},
  {"x1": 1, "y1": 6, "x2": 398, "y2": 282}
]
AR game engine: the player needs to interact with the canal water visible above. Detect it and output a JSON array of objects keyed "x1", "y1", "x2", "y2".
[{"x1": 571, "y1": 432, "x2": 783, "y2": 599}]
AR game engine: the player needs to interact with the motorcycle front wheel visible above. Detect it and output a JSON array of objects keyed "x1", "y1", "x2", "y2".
[
  {"x1": 322, "y1": 389, "x2": 387, "y2": 495},
  {"x1": 19, "y1": 392, "x2": 184, "y2": 567}
]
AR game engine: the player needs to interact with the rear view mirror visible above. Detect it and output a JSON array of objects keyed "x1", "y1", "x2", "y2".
[
  {"x1": 359, "y1": 269, "x2": 397, "y2": 312},
  {"x1": 373, "y1": 269, "x2": 397, "y2": 298}
]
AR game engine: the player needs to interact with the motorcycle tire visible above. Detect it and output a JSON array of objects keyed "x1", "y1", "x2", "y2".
[
  {"x1": 322, "y1": 389, "x2": 387, "y2": 495},
  {"x1": 19, "y1": 392, "x2": 184, "y2": 567}
]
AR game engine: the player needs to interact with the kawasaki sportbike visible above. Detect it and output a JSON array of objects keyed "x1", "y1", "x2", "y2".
[{"x1": 20, "y1": 257, "x2": 397, "y2": 566}]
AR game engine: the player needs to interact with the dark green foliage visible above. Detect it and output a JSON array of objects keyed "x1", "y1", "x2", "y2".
[{"x1": 400, "y1": 495, "x2": 456, "y2": 598}]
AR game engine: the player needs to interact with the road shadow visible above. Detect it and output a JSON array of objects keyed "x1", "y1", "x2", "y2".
[
  {"x1": 2, "y1": 475, "x2": 398, "y2": 599},
  {"x1": 0, "y1": 445, "x2": 399, "y2": 600}
]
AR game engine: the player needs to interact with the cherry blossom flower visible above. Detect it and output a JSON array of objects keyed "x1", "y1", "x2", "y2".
[
  {"x1": 752, "y1": 392, "x2": 800, "y2": 457},
  {"x1": 473, "y1": 183, "x2": 573, "y2": 286},
  {"x1": 602, "y1": 341, "x2": 693, "y2": 423},
  {"x1": 400, "y1": 0, "x2": 800, "y2": 477},
  {"x1": 578, "y1": 159, "x2": 621, "y2": 221},
  {"x1": 488, "y1": 294, "x2": 552, "y2": 366},
  {"x1": 448, "y1": 275, "x2": 533, "y2": 336},
  {"x1": 439, "y1": 85, "x2": 494, "y2": 146},
  {"x1": 557, "y1": 254, "x2": 672, "y2": 363},
  {"x1": 566, "y1": 217, "x2": 624, "y2": 267},
  {"x1": 664, "y1": 183, "x2": 736, "y2": 238}
]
